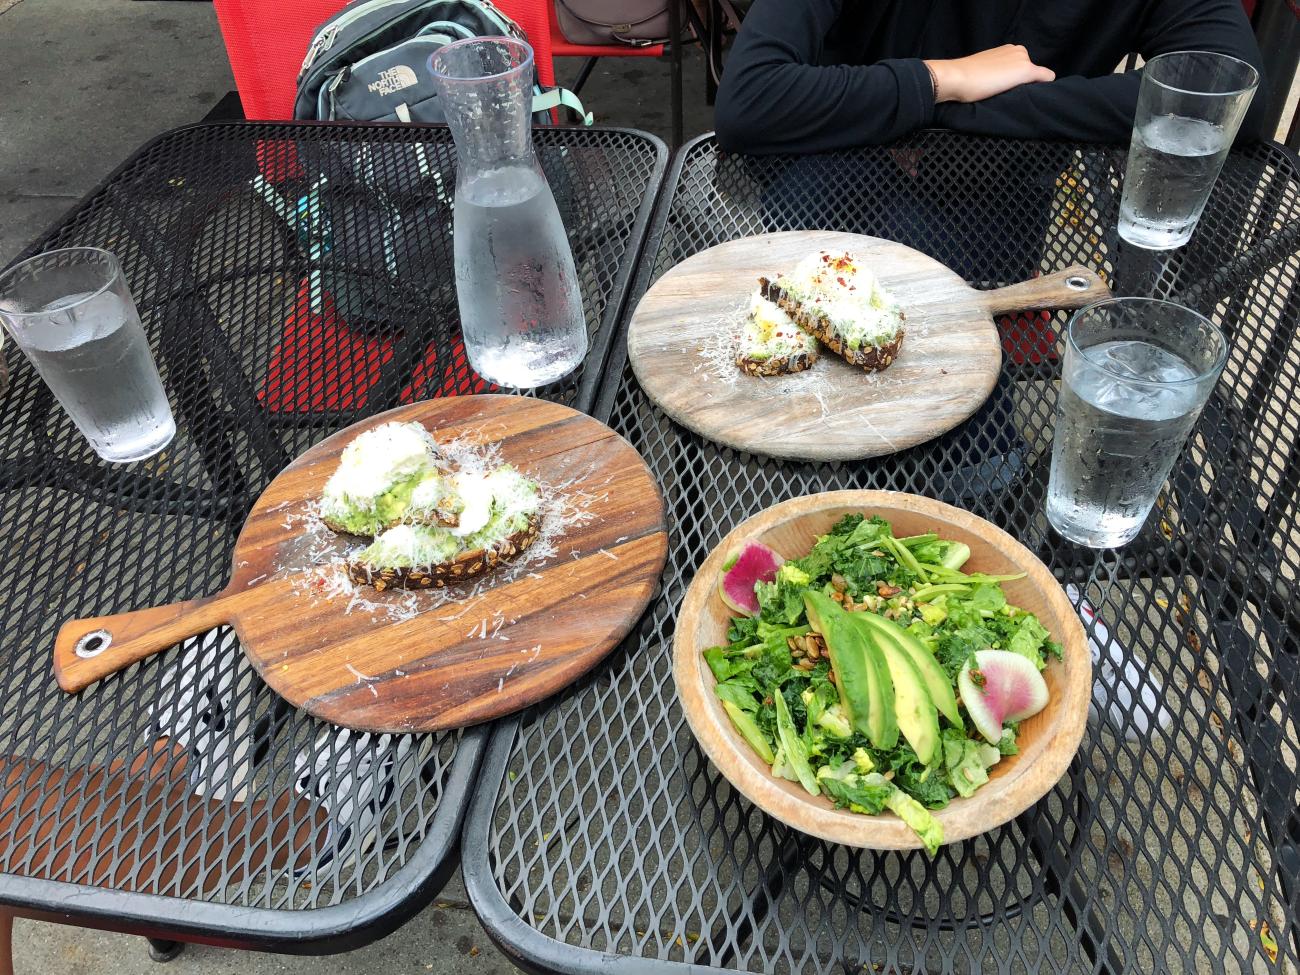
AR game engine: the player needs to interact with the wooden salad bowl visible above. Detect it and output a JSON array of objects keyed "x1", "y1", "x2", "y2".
[{"x1": 673, "y1": 490, "x2": 1090, "y2": 850}]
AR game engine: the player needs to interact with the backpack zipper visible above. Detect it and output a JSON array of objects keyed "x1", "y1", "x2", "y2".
[{"x1": 300, "y1": 0, "x2": 418, "y2": 73}]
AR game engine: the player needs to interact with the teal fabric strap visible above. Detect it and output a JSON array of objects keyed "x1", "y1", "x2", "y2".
[{"x1": 531, "y1": 88, "x2": 593, "y2": 125}]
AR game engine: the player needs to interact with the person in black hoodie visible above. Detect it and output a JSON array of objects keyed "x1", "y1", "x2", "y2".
[{"x1": 714, "y1": 0, "x2": 1268, "y2": 154}]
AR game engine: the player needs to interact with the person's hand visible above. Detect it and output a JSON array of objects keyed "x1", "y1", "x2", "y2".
[{"x1": 925, "y1": 45, "x2": 1055, "y2": 104}]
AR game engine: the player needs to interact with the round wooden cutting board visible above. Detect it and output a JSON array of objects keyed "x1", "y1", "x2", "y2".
[
  {"x1": 54, "y1": 396, "x2": 669, "y2": 733},
  {"x1": 627, "y1": 231, "x2": 1110, "y2": 461}
]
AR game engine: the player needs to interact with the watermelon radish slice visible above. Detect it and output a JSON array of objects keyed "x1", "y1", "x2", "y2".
[
  {"x1": 717, "y1": 540, "x2": 784, "y2": 616},
  {"x1": 958, "y1": 650, "x2": 1050, "y2": 744}
]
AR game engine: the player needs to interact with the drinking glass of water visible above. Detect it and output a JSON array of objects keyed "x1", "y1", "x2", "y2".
[
  {"x1": 430, "y1": 37, "x2": 588, "y2": 389},
  {"x1": 1118, "y1": 51, "x2": 1258, "y2": 250},
  {"x1": 1046, "y1": 298, "x2": 1226, "y2": 548},
  {"x1": 0, "y1": 248, "x2": 175, "y2": 462}
]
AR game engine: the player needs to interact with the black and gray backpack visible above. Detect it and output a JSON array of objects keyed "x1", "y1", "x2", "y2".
[{"x1": 294, "y1": 0, "x2": 589, "y2": 124}]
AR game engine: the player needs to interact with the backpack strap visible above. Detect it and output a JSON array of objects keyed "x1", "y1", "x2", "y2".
[{"x1": 531, "y1": 88, "x2": 593, "y2": 125}]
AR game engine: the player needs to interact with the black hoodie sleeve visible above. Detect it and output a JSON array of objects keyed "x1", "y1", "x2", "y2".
[
  {"x1": 934, "y1": 0, "x2": 1268, "y2": 144},
  {"x1": 714, "y1": 0, "x2": 936, "y2": 154}
]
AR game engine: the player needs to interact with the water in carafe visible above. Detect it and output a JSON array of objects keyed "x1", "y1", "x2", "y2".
[{"x1": 432, "y1": 37, "x2": 587, "y2": 389}]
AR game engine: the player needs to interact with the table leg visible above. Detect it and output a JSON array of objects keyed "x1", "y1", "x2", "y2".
[
  {"x1": 0, "y1": 912, "x2": 12, "y2": 975},
  {"x1": 669, "y1": 0, "x2": 684, "y2": 149},
  {"x1": 147, "y1": 938, "x2": 185, "y2": 962}
]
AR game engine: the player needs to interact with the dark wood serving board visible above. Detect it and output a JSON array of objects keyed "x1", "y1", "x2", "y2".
[
  {"x1": 627, "y1": 231, "x2": 1111, "y2": 461},
  {"x1": 54, "y1": 396, "x2": 669, "y2": 733}
]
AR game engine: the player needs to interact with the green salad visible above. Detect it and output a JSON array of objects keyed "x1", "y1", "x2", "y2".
[{"x1": 704, "y1": 514, "x2": 1061, "y2": 853}]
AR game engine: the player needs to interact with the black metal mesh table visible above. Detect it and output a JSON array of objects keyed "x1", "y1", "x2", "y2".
[
  {"x1": 0, "y1": 121, "x2": 665, "y2": 950},
  {"x1": 464, "y1": 132, "x2": 1300, "y2": 974}
]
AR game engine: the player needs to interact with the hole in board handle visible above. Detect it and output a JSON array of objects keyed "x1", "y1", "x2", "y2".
[
  {"x1": 75, "y1": 629, "x2": 112, "y2": 659},
  {"x1": 1065, "y1": 275, "x2": 1090, "y2": 290}
]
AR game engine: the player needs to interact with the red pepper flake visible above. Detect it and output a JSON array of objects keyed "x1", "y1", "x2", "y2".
[{"x1": 836, "y1": 276, "x2": 847, "y2": 287}]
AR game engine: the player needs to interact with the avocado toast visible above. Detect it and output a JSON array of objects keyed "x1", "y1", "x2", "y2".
[
  {"x1": 735, "y1": 290, "x2": 820, "y2": 377},
  {"x1": 320, "y1": 421, "x2": 464, "y2": 536},
  {"x1": 759, "y1": 251, "x2": 905, "y2": 372},
  {"x1": 345, "y1": 465, "x2": 542, "y2": 591}
]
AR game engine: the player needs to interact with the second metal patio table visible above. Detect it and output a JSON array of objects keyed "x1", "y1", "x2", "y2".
[
  {"x1": 0, "y1": 120, "x2": 666, "y2": 952},
  {"x1": 464, "y1": 131, "x2": 1300, "y2": 974}
]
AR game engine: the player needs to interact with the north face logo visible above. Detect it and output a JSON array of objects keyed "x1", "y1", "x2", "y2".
[{"x1": 367, "y1": 65, "x2": 418, "y2": 96}]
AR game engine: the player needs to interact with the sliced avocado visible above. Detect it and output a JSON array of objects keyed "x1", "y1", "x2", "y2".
[
  {"x1": 721, "y1": 700, "x2": 775, "y2": 764},
  {"x1": 864, "y1": 624, "x2": 941, "y2": 766},
  {"x1": 856, "y1": 619, "x2": 899, "y2": 750},
  {"x1": 804, "y1": 592, "x2": 875, "y2": 739},
  {"x1": 802, "y1": 589, "x2": 837, "y2": 639},
  {"x1": 857, "y1": 611, "x2": 962, "y2": 727}
]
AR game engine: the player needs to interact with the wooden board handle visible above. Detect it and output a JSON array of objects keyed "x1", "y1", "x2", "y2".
[
  {"x1": 54, "y1": 589, "x2": 248, "y2": 693},
  {"x1": 980, "y1": 266, "x2": 1110, "y2": 316}
]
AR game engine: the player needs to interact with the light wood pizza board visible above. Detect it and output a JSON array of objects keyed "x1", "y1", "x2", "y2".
[
  {"x1": 53, "y1": 395, "x2": 669, "y2": 733},
  {"x1": 627, "y1": 231, "x2": 1110, "y2": 461}
]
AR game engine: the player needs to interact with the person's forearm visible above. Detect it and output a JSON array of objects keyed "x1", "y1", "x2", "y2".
[
  {"x1": 715, "y1": 0, "x2": 935, "y2": 153},
  {"x1": 935, "y1": 72, "x2": 1140, "y2": 143},
  {"x1": 717, "y1": 59, "x2": 936, "y2": 153}
]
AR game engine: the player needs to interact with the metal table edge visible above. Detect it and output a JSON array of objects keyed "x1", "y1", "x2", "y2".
[
  {"x1": 461, "y1": 131, "x2": 736, "y2": 975},
  {"x1": 0, "y1": 121, "x2": 668, "y2": 952},
  {"x1": 3, "y1": 119, "x2": 672, "y2": 274},
  {"x1": 594, "y1": 130, "x2": 716, "y2": 421},
  {"x1": 572, "y1": 127, "x2": 671, "y2": 414},
  {"x1": 0, "y1": 725, "x2": 487, "y2": 953},
  {"x1": 462, "y1": 719, "x2": 742, "y2": 975}
]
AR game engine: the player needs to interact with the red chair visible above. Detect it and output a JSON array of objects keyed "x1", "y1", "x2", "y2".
[
  {"x1": 211, "y1": 0, "x2": 565, "y2": 121},
  {"x1": 212, "y1": 0, "x2": 694, "y2": 142}
]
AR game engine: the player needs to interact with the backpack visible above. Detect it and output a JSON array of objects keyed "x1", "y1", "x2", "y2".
[{"x1": 294, "y1": 0, "x2": 589, "y2": 125}]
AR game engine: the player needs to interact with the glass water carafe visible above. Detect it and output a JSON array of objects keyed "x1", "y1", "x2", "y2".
[{"x1": 430, "y1": 37, "x2": 587, "y2": 389}]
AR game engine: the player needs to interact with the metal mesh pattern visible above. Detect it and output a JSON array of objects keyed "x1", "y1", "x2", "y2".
[
  {"x1": 0, "y1": 122, "x2": 664, "y2": 940},
  {"x1": 470, "y1": 133, "x2": 1300, "y2": 973}
]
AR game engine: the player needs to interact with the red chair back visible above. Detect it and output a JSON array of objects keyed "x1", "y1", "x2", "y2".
[
  {"x1": 493, "y1": 1, "x2": 561, "y2": 82},
  {"x1": 212, "y1": 0, "x2": 559, "y2": 121}
]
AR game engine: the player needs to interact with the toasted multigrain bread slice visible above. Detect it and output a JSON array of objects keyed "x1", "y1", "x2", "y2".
[
  {"x1": 735, "y1": 349, "x2": 818, "y2": 377},
  {"x1": 346, "y1": 515, "x2": 541, "y2": 591},
  {"x1": 758, "y1": 277, "x2": 904, "y2": 373},
  {"x1": 734, "y1": 290, "x2": 820, "y2": 377}
]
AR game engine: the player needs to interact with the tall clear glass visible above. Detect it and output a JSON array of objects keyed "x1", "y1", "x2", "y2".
[
  {"x1": 430, "y1": 37, "x2": 587, "y2": 389},
  {"x1": 1047, "y1": 298, "x2": 1227, "y2": 548},
  {"x1": 1118, "y1": 51, "x2": 1259, "y2": 250},
  {"x1": 0, "y1": 248, "x2": 175, "y2": 462}
]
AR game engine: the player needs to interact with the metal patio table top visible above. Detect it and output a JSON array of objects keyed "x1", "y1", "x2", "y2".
[
  {"x1": 0, "y1": 121, "x2": 666, "y2": 951},
  {"x1": 463, "y1": 132, "x2": 1300, "y2": 974}
]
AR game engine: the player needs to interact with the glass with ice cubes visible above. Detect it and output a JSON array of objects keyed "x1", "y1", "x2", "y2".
[
  {"x1": 0, "y1": 248, "x2": 174, "y2": 462},
  {"x1": 1047, "y1": 298, "x2": 1226, "y2": 548},
  {"x1": 1118, "y1": 51, "x2": 1258, "y2": 250}
]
